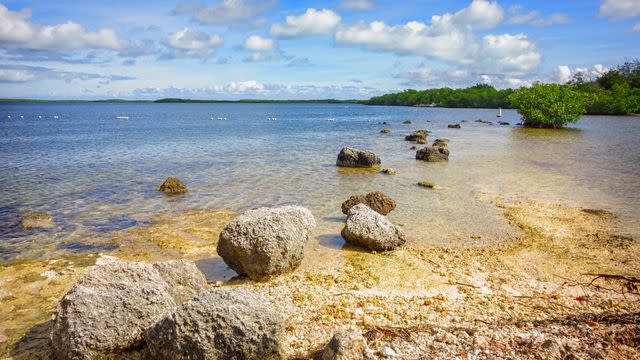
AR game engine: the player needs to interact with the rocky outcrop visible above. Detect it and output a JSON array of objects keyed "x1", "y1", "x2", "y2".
[
  {"x1": 341, "y1": 191, "x2": 396, "y2": 215},
  {"x1": 448, "y1": 123, "x2": 461, "y2": 128},
  {"x1": 321, "y1": 330, "x2": 370, "y2": 360},
  {"x1": 157, "y1": 176, "x2": 188, "y2": 194},
  {"x1": 50, "y1": 259, "x2": 206, "y2": 360},
  {"x1": 432, "y1": 138, "x2": 449, "y2": 147},
  {"x1": 341, "y1": 204, "x2": 406, "y2": 251},
  {"x1": 20, "y1": 212, "x2": 53, "y2": 229},
  {"x1": 416, "y1": 146, "x2": 449, "y2": 162},
  {"x1": 404, "y1": 130, "x2": 429, "y2": 142},
  {"x1": 217, "y1": 205, "x2": 316, "y2": 280},
  {"x1": 145, "y1": 288, "x2": 283, "y2": 360},
  {"x1": 336, "y1": 147, "x2": 381, "y2": 168}
]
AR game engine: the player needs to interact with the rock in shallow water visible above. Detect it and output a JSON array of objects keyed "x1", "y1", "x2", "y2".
[
  {"x1": 157, "y1": 176, "x2": 188, "y2": 194},
  {"x1": 217, "y1": 205, "x2": 316, "y2": 280},
  {"x1": 404, "y1": 130, "x2": 429, "y2": 142},
  {"x1": 341, "y1": 191, "x2": 396, "y2": 215},
  {"x1": 20, "y1": 212, "x2": 53, "y2": 229},
  {"x1": 341, "y1": 204, "x2": 406, "y2": 251},
  {"x1": 416, "y1": 146, "x2": 449, "y2": 162},
  {"x1": 145, "y1": 288, "x2": 283, "y2": 360},
  {"x1": 336, "y1": 147, "x2": 381, "y2": 168},
  {"x1": 50, "y1": 259, "x2": 206, "y2": 360}
]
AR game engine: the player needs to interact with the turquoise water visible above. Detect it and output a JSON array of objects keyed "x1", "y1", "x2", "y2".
[{"x1": 1, "y1": 102, "x2": 638, "y2": 262}]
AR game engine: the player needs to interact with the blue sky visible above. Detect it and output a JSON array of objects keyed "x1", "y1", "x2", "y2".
[{"x1": 0, "y1": 0, "x2": 638, "y2": 99}]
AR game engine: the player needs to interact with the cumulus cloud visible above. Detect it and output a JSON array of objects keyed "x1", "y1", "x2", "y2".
[
  {"x1": 335, "y1": 1, "x2": 540, "y2": 74},
  {"x1": 507, "y1": 6, "x2": 570, "y2": 26},
  {"x1": 243, "y1": 35, "x2": 275, "y2": 52},
  {"x1": 228, "y1": 80, "x2": 265, "y2": 92},
  {"x1": 555, "y1": 65, "x2": 572, "y2": 83},
  {"x1": 0, "y1": 3, "x2": 125, "y2": 51},
  {"x1": 174, "y1": 0, "x2": 276, "y2": 24},
  {"x1": 599, "y1": 0, "x2": 640, "y2": 18},
  {"x1": 270, "y1": 8, "x2": 341, "y2": 37},
  {"x1": 339, "y1": 0, "x2": 375, "y2": 10},
  {"x1": 164, "y1": 28, "x2": 223, "y2": 58}
]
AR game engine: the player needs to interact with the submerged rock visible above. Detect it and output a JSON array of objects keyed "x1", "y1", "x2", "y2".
[
  {"x1": 432, "y1": 138, "x2": 449, "y2": 147},
  {"x1": 50, "y1": 259, "x2": 206, "y2": 360},
  {"x1": 145, "y1": 288, "x2": 283, "y2": 360},
  {"x1": 416, "y1": 146, "x2": 449, "y2": 162},
  {"x1": 341, "y1": 204, "x2": 406, "y2": 251},
  {"x1": 418, "y1": 181, "x2": 437, "y2": 189},
  {"x1": 217, "y1": 205, "x2": 316, "y2": 280},
  {"x1": 20, "y1": 212, "x2": 53, "y2": 229},
  {"x1": 402, "y1": 120, "x2": 412, "y2": 124},
  {"x1": 341, "y1": 191, "x2": 396, "y2": 215},
  {"x1": 404, "y1": 130, "x2": 429, "y2": 142},
  {"x1": 475, "y1": 119, "x2": 492, "y2": 124},
  {"x1": 448, "y1": 123, "x2": 461, "y2": 129},
  {"x1": 157, "y1": 176, "x2": 188, "y2": 194},
  {"x1": 381, "y1": 168, "x2": 397, "y2": 175},
  {"x1": 410, "y1": 146, "x2": 417, "y2": 150},
  {"x1": 498, "y1": 121, "x2": 510, "y2": 125},
  {"x1": 336, "y1": 147, "x2": 381, "y2": 168},
  {"x1": 321, "y1": 330, "x2": 369, "y2": 360},
  {"x1": 380, "y1": 129, "x2": 391, "y2": 134}
]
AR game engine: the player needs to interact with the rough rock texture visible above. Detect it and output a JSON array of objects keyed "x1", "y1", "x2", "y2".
[
  {"x1": 336, "y1": 147, "x2": 381, "y2": 168},
  {"x1": 416, "y1": 146, "x2": 449, "y2": 162},
  {"x1": 217, "y1": 206, "x2": 316, "y2": 280},
  {"x1": 321, "y1": 330, "x2": 369, "y2": 360},
  {"x1": 50, "y1": 259, "x2": 205, "y2": 360},
  {"x1": 145, "y1": 288, "x2": 283, "y2": 360},
  {"x1": 20, "y1": 212, "x2": 53, "y2": 229},
  {"x1": 404, "y1": 130, "x2": 429, "y2": 142},
  {"x1": 341, "y1": 192, "x2": 396, "y2": 216},
  {"x1": 381, "y1": 168, "x2": 397, "y2": 175},
  {"x1": 157, "y1": 176, "x2": 188, "y2": 194},
  {"x1": 152, "y1": 260, "x2": 207, "y2": 304},
  {"x1": 448, "y1": 123, "x2": 461, "y2": 128},
  {"x1": 341, "y1": 204, "x2": 406, "y2": 251},
  {"x1": 432, "y1": 138, "x2": 449, "y2": 147}
]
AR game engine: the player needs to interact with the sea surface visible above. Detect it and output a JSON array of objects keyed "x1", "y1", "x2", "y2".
[{"x1": 1, "y1": 102, "x2": 639, "y2": 263}]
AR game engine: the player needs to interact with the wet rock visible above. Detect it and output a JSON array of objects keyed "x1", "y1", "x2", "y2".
[
  {"x1": 402, "y1": 120, "x2": 412, "y2": 124},
  {"x1": 416, "y1": 146, "x2": 449, "y2": 162},
  {"x1": 475, "y1": 119, "x2": 492, "y2": 124},
  {"x1": 341, "y1": 204, "x2": 406, "y2": 251},
  {"x1": 51, "y1": 259, "x2": 205, "y2": 360},
  {"x1": 321, "y1": 330, "x2": 368, "y2": 360},
  {"x1": 498, "y1": 121, "x2": 510, "y2": 125},
  {"x1": 152, "y1": 260, "x2": 208, "y2": 304},
  {"x1": 217, "y1": 205, "x2": 316, "y2": 280},
  {"x1": 20, "y1": 212, "x2": 53, "y2": 229},
  {"x1": 418, "y1": 181, "x2": 437, "y2": 189},
  {"x1": 382, "y1": 121, "x2": 390, "y2": 125},
  {"x1": 410, "y1": 146, "x2": 417, "y2": 150},
  {"x1": 336, "y1": 147, "x2": 381, "y2": 168},
  {"x1": 380, "y1": 129, "x2": 391, "y2": 134},
  {"x1": 432, "y1": 138, "x2": 449, "y2": 147},
  {"x1": 416, "y1": 138, "x2": 427, "y2": 144},
  {"x1": 145, "y1": 288, "x2": 283, "y2": 360},
  {"x1": 341, "y1": 191, "x2": 396, "y2": 215},
  {"x1": 381, "y1": 168, "x2": 397, "y2": 175},
  {"x1": 157, "y1": 176, "x2": 188, "y2": 194},
  {"x1": 404, "y1": 130, "x2": 429, "y2": 142},
  {"x1": 448, "y1": 123, "x2": 461, "y2": 128}
]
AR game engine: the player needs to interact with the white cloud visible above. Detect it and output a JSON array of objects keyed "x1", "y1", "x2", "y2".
[
  {"x1": 174, "y1": 0, "x2": 276, "y2": 24},
  {"x1": 507, "y1": 6, "x2": 570, "y2": 26},
  {"x1": 339, "y1": 0, "x2": 375, "y2": 10},
  {"x1": 0, "y1": 68, "x2": 35, "y2": 82},
  {"x1": 335, "y1": 1, "x2": 540, "y2": 74},
  {"x1": 555, "y1": 65, "x2": 571, "y2": 83},
  {"x1": 227, "y1": 80, "x2": 265, "y2": 92},
  {"x1": 599, "y1": 0, "x2": 640, "y2": 18},
  {"x1": 244, "y1": 35, "x2": 275, "y2": 52},
  {"x1": 0, "y1": 4, "x2": 124, "y2": 51},
  {"x1": 270, "y1": 8, "x2": 341, "y2": 37},
  {"x1": 165, "y1": 28, "x2": 223, "y2": 58}
]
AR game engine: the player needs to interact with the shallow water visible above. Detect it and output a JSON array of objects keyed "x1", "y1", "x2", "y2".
[{"x1": 0, "y1": 102, "x2": 638, "y2": 262}]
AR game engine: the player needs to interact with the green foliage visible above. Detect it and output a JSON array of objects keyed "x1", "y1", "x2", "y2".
[
  {"x1": 365, "y1": 84, "x2": 513, "y2": 108},
  {"x1": 508, "y1": 83, "x2": 593, "y2": 128}
]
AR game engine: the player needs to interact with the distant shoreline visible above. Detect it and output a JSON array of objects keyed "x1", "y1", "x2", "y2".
[{"x1": 0, "y1": 98, "x2": 363, "y2": 104}]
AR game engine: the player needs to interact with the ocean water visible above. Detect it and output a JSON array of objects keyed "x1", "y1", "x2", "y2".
[{"x1": 0, "y1": 102, "x2": 638, "y2": 262}]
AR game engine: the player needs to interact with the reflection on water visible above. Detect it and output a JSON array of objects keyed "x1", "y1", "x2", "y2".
[{"x1": 0, "y1": 103, "x2": 638, "y2": 263}]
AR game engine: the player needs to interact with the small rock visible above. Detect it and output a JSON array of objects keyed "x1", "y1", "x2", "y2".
[
  {"x1": 380, "y1": 129, "x2": 391, "y2": 134},
  {"x1": 321, "y1": 330, "x2": 368, "y2": 360},
  {"x1": 410, "y1": 146, "x2": 417, "y2": 150},
  {"x1": 498, "y1": 121, "x2": 510, "y2": 125},
  {"x1": 336, "y1": 147, "x2": 381, "y2": 168},
  {"x1": 402, "y1": 120, "x2": 412, "y2": 124},
  {"x1": 217, "y1": 205, "x2": 316, "y2": 280},
  {"x1": 381, "y1": 168, "x2": 397, "y2": 175},
  {"x1": 20, "y1": 212, "x2": 53, "y2": 229},
  {"x1": 448, "y1": 123, "x2": 461, "y2": 128},
  {"x1": 404, "y1": 130, "x2": 429, "y2": 142},
  {"x1": 157, "y1": 176, "x2": 188, "y2": 194},
  {"x1": 341, "y1": 204, "x2": 406, "y2": 251},
  {"x1": 475, "y1": 119, "x2": 493, "y2": 124},
  {"x1": 416, "y1": 146, "x2": 449, "y2": 162},
  {"x1": 432, "y1": 138, "x2": 449, "y2": 148},
  {"x1": 145, "y1": 288, "x2": 283, "y2": 360},
  {"x1": 418, "y1": 181, "x2": 437, "y2": 189},
  {"x1": 341, "y1": 191, "x2": 396, "y2": 215},
  {"x1": 382, "y1": 121, "x2": 390, "y2": 125}
]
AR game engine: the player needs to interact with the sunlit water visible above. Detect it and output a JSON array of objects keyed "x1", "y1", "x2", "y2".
[{"x1": 0, "y1": 102, "x2": 638, "y2": 263}]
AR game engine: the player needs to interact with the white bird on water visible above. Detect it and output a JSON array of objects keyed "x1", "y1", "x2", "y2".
[
  {"x1": 38, "y1": 115, "x2": 42, "y2": 119},
  {"x1": 53, "y1": 115, "x2": 59, "y2": 119}
]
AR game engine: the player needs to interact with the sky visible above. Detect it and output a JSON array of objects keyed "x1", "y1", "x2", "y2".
[{"x1": 0, "y1": 0, "x2": 638, "y2": 100}]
